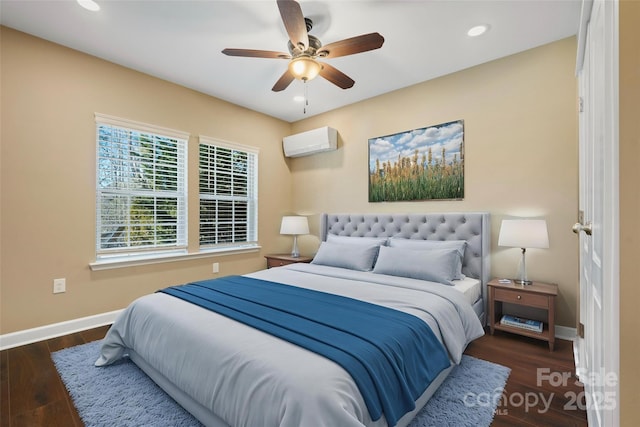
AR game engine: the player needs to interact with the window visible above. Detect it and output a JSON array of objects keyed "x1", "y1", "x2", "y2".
[
  {"x1": 95, "y1": 114, "x2": 188, "y2": 259},
  {"x1": 199, "y1": 136, "x2": 258, "y2": 250}
]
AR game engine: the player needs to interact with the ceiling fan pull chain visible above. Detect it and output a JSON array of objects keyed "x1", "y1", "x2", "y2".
[{"x1": 304, "y1": 81, "x2": 309, "y2": 114}]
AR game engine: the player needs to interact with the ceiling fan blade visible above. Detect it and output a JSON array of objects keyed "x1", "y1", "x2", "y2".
[
  {"x1": 277, "y1": 0, "x2": 309, "y2": 50},
  {"x1": 272, "y1": 70, "x2": 295, "y2": 92},
  {"x1": 319, "y1": 63, "x2": 355, "y2": 89},
  {"x1": 317, "y1": 33, "x2": 385, "y2": 59},
  {"x1": 222, "y1": 48, "x2": 291, "y2": 59}
]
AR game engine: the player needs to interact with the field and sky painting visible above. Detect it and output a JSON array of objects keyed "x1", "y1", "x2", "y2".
[{"x1": 368, "y1": 120, "x2": 464, "y2": 202}]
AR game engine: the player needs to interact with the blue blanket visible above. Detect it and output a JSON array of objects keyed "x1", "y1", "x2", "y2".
[{"x1": 159, "y1": 275, "x2": 450, "y2": 426}]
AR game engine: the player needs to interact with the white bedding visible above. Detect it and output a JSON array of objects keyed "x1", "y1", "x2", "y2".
[
  {"x1": 96, "y1": 264, "x2": 484, "y2": 427},
  {"x1": 451, "y1": 276, "x2": 482, "y2": 306}
]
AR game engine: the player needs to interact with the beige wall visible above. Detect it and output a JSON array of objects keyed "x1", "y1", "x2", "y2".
[
  {"x1": 290, "y1": 37, "x2": 580, "y2": 329},
  {"x1": 619, "y1": 1, "x2": 640, "y2": 425},
  {"x1": 0, "y1": 27, "x2": 293, "y2": 333},
  {"x1": 0, "y1": 31, "x2": 581, "y2": 332},
  {"x1": 2, "y1": 12, "x2": 637, "y2": 424}
]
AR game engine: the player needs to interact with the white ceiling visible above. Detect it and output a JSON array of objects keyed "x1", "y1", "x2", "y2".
[{"x1": 1, "y1": 0, "x2": 582, "y2": 123}]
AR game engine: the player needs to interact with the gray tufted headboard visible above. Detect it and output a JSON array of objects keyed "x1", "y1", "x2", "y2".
[{"x1": 320, "y1": 212, "x2": 491, "y2": 321}]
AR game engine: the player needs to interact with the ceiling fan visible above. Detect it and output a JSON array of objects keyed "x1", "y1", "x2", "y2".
[{"x1": 222, "y1": 0, "x2": 385, "y2": 92}]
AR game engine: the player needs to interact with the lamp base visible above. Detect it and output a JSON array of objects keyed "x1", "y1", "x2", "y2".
[
  {"x1": 513, "y1": 279, "x2": 533, "y2": 286},
  {"x1": 290, "y1": 235, "x2": 300, "y2": 258}
]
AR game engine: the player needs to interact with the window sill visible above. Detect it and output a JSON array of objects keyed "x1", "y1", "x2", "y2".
[{"x1": 89, "y1": 245, "x2": 261, "y2": 271}]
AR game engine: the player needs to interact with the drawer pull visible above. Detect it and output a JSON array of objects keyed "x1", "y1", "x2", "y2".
[{"x1": 517, "y1": 295, "x2": 522, "y2": 300}]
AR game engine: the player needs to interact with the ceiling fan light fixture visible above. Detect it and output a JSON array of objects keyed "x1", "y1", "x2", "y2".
[
  {"x1": 222, "y1": 0, "x2": 384, "y2": 92},
  {"x1": 289, "y1": 56, "x2": 321, "y2": 82}
]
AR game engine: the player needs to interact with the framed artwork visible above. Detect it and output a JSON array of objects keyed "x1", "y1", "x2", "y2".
[{"x1": 368, "y1": 119, "x2": 464, "y2": 202}]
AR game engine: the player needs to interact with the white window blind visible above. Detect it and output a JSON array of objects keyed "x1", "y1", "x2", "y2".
[
  {"x1": 199, "y1": 136, "x2": 258, "y2": 249},
  {"x1": 95, "y1": 114, "x2": 188, "y2": 258}
]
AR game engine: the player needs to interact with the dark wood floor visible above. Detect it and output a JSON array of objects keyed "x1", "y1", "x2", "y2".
[
  {"x1": 1, "y1": 326, "x2": 587, "y2": 426},
  {"x1": 465, "y1": 332, "x2": 588, "y2": 427}
]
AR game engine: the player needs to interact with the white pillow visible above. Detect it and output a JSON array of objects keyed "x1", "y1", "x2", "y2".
[
  {"x1": 311, "y1": 241, "x2": 380, "y2": 271},
  {"x1": 388, "y1": 238, "x2": 467, "y2": 279},
  {"x1": 372, "y1": 246, "x2": 459, "y2": 285},
  {"x1": 327, "y1": 234, "x2": 388, "y2": 246}
]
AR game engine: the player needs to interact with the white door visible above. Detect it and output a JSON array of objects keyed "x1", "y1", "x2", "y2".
[{"x1": 575, "y1": 0, "x2": 619, "y2": 426}]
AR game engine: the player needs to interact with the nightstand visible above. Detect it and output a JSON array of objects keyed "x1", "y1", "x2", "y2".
[
  {"x1": 488, "y1": 278, "x2": 558, "y2": 351},
  {"x1": 264, "y1": 254, "x2": 313, "y2": 269}
]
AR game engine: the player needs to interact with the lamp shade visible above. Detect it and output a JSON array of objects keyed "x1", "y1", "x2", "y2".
[
  {"x1": 288, "y1": 56, "x2": 322, "y2": 81},
  {"x1": 498, "y1": 219, "x2": 549, "y2": 249},
  {"x1": 280, "y1": 216, "x2": 309, "y2": 235}
]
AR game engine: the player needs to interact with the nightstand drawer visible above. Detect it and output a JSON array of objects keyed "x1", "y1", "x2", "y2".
[
  {"x1": 494, "y1": 288, "x2": 549, "y2": 308},
  {"x1": 267, "y1": 258, "x2": 295, "y2": 268},
  {"x1": 264, "y1": 254, "x2": 313, "y2": 269}
]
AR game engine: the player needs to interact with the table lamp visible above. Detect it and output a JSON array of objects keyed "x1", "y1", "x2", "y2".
[
  {"x1": 280, "y1": 216, "x2": 309, "y2": 258},
  {"x1": 498, "y1": 219, "x2": 549, "y2": 285}
]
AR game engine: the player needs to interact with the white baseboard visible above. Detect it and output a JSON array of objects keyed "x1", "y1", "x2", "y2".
[
  {"x1": 0, "y1": 310, "x2": 122, "y2": 351},
  {"x1": 555, "y1": 325, "x2": 577, "y2": 341}
]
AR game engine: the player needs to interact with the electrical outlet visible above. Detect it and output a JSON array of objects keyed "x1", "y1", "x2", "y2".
[
  {"x1": 212, "y1": 263, "x2": 219, "y2": 274},
  {"x1": 53, "y1": 278, "x2": 66, "y2": 294}
]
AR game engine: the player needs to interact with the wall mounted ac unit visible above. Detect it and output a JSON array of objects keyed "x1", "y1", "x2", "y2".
[{"x1": 283, "y1": 126, "x2": 337, "y2": 157}]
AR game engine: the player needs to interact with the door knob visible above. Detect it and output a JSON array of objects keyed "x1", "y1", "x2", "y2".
[{"x1": 572, "y1": 221, "x2": 593, "y2": 236}]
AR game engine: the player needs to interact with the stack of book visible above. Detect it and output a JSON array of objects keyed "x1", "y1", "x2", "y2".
[{"x1": 500, "y1": 314, "x2": 543, "y2": 333}]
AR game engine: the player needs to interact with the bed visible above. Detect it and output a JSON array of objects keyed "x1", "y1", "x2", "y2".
[{"x1": 96, "y1": 212, "x2": 490, "y2": 427}]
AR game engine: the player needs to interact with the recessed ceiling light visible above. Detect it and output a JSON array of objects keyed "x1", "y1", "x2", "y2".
[
  {"x1": 467, "y1": 24, "x2": 489, "y2": 37},
  {"x1": 77, "y1": 0, "x2": 100, "y2": 12}
]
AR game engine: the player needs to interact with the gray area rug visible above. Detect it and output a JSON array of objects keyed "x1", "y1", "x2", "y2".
[{"x1": 52, "y1": 340, "x2": 509, "y2": 427}]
